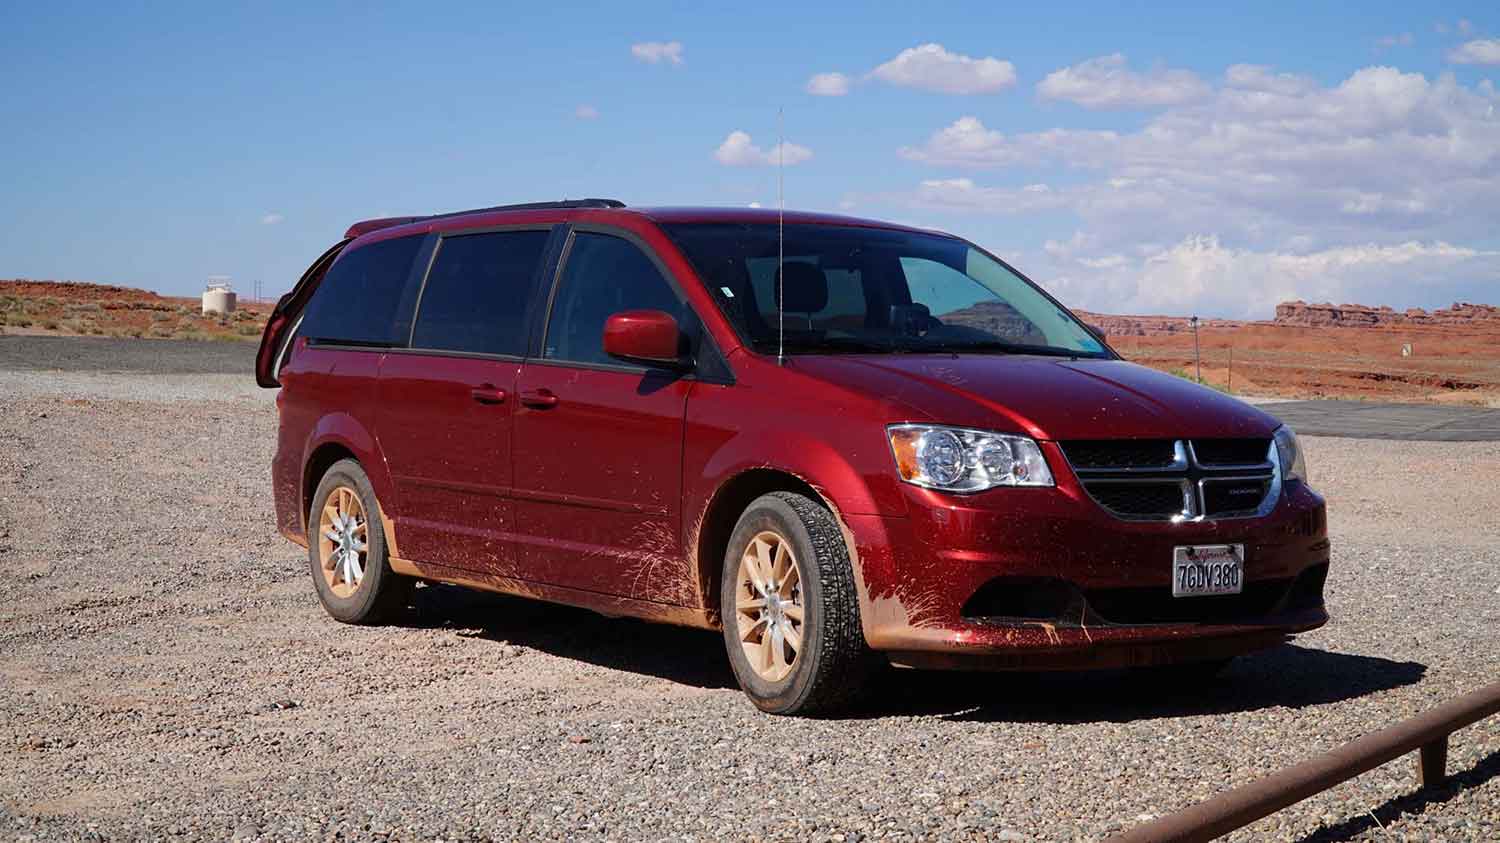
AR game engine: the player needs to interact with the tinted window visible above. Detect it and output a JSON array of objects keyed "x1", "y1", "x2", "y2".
[
  {"x1": 300, "y1": 235, "x2": 424, "y2": 346},
  {"x1": 543, "y1": 233, "x2": 684, "y2": 365},
  {"x1": 412, "y1": 230, "x2": 551, "y2": 356}
]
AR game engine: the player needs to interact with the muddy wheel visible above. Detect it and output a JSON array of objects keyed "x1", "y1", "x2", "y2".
[
  {"x1": 720, "y1": 492, "x2": 873, "y2": 715},
  {"x1": 307, "y1": 459, "x2": 411, "y2": 624}
]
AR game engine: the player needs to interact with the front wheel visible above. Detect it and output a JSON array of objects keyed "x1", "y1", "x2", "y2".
[
  {"x1": 307, "y1": 459, "x2": 412, "y2": 624},
  {"x1": 720, "y1": 492, "x2": 874, "y2": 715}
]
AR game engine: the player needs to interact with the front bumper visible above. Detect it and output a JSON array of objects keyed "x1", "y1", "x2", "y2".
[{"x1": 845, "y1": 476, "x2": 1330, "y2": 669}]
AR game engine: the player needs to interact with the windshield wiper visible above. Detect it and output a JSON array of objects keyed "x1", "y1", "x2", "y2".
[
  {"x1": 925, "y1": 340, "x2": 1101, "y2": 358},
  {"x1": 774, "y1": 336, "x2": 908, "y2": 354}
]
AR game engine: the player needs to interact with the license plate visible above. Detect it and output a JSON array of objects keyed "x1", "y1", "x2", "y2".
[{"x1": 1172, "y1": 544, "x2": 1244, "y2": 597}]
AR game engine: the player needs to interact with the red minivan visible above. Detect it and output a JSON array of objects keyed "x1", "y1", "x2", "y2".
[{"x1": 258, "y1": 199, "x2": 1328, "y2": 715}]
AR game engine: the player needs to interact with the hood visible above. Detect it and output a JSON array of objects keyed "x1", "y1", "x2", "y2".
[{"x1": 791, "y1": 354, "x2": 1281, "y2": 441}]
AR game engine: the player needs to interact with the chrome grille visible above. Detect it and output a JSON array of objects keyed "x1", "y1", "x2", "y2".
[{"x1": 1061, "y1": 439, "x2": 1279, "y2": 522}]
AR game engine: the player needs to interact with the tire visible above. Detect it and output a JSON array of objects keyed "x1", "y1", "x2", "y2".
[
  {"x1": 307, "y1": 459, "x2": 412, "y2": 624},
  {"x1": 720, "y1": 492, "x2": 874, "y2": 715}
]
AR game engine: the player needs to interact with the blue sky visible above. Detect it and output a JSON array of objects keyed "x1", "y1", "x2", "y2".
[{"x1": 2, "y1": 1, "x2": 1497, "y2": 317}]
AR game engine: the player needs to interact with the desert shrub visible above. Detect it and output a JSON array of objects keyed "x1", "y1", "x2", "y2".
[
  {"x1": 42, "y1": 319, "x2": 60, "y2": 330},
  {"x1": 151, "y1": 311, "x2": 171, "y2": 322},
  {"x1": 65, "y1": 302, "x2": 103, "y2": 314},
  {"x1": 236, "y1": 323, "x2": 260, "y2": 336},
  {"x1": 233, "y1": 309, "x2": 255, "y2": 321},
  {"x1": 12, "y1": 317, "x2": 32, "y2": 328}
]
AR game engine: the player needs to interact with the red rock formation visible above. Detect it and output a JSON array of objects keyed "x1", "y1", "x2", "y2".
[{"x1": 1274, "y1": 300, "x2": 1500, "y2": 328}]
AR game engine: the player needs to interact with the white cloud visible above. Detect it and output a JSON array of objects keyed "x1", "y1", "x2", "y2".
[
  {"x1": 631, "y1": 41, "x2": 683, "y2": 65},
  {"x1": 713, "y1": 131, "x2": 812, "y2": 167},
  {"x1": 894, "y1": 64, "x2": 1500, "y2": 315},
  {"x1": 1037, "y1": 54, "x2": 1210, "y2": 109},
  {"x1": 1448, "y1": 39, "x2": 1500, "y2": 65},
  {"x1": 260, "y1": 213, "x2": 284, "y2": 225},
  {"x1": 901, "y1": 67, "x2": 1500, "y2": 246},
  {"x1": 747, "y1": 202, "x2": 763, "y2": 208},
  {"x1": 574, "y1": 104, "x2": 599, "y2": 119},
  {"x1": 1375, "y1": 33, "x2": 1414, "y2": 50},
  {"x1": 900, "y1": 116, "x2": 1119, "y2": 168},
  {"x1": 806, "y1": 72, "x2": 851, "y2": 96},
  {"x1": 1036, "y1": 235, "x2": 1500, "y2": 318},
  {"x1": 1224, "y1": 63, "x2": 1316, "y2": 96},
  {"x1": 869, "y1": 43, "x2": 1016, "y2": 94}
]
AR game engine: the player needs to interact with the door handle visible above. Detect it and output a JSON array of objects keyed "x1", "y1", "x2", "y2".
[
  {"x1": 469, "y1": 385, "x2": 508, "y2": 405},
  {"x1": 520, "y1": 389, "x2": 559, "y2": 409}
]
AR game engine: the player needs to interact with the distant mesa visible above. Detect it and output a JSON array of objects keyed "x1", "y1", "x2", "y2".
[
  {"x1": 1273, "y1": 300, "x2": 1500, "y2": 328},
  {"x1": 1076, "y1": 301, "x2": 1500, "y2": 337}
]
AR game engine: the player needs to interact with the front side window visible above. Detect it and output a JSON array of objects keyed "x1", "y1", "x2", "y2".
[
  {"x1": 412, "y1": 230, "x2": 551, "y2": 356},
  {"x1": 299, "y1": 234, "x2": 424, "y2": 346},
  {"x1": 664, "y1": 223, "x2": 1107, "y2": 357},
  {"x1": 543, "y1": 233, "x2": 684, "y2": 365}
]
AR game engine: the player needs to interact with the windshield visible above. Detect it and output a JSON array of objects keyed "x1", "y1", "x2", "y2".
[{"x1": 663, "y1": 223, "x2": 1109, "y2": 358}]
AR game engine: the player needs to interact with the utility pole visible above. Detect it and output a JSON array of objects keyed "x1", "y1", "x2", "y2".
[
  {"x1": 1191, "y1": 316, "x2": 1201, "y2": 383},
  {"x1": 1227, "y1": 344, "x2": 1233, "y2": 393}
]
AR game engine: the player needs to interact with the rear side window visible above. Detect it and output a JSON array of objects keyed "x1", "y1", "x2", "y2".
[
  {"x1": 299, "y1": 235, "x2": 424, "y2": 346},
  {"x1": 543, "y1": 233, "x2": 684, "y2": 366},
  {"x1": 412, "y1": 230, "x2": 551, "y2": 356}
]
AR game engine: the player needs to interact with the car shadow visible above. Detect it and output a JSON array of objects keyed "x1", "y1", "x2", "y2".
[
  {"x1": 856, "y1": 644, "x2": 1426, "y2": 723},
  {"x1": 397, "y1": 585, "x2": 1426, "y2": 721},
  {"x1": 400, "y1": 583, "x2": 739, "y2": 690},
  {"x1": 1291, "y1": 748, "x2": 1500, "y2": 842}
]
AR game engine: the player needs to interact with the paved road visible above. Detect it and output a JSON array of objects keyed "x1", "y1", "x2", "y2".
[
  {"x1": 5, "y1": 335, "x2": 1498, "y2": 442},
  {"x1": 1263, "y1": 400, "x2": 1500, "y2": 442},
  {"x1": 0, "y1": 334, "x2": 255, "y2": 374}
]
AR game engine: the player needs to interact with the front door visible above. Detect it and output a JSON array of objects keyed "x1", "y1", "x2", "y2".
[
  {"x1": 511, "y1": 230, "x2": 693, "y2": 603},
  {"x1": 374, "y1": 227, "x2": 554, "y2": 575}
]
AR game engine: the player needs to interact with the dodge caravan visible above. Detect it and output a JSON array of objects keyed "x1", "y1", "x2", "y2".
[{"x1": 257, "y1": 199, "x2": 1329, "y2": 715}]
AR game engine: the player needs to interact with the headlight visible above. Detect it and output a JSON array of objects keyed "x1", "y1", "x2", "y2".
[
  {"x1": 888, "y1": 424, "x2": 1054, "y2": 492},
  {"x1": 1273, "y1": 425, "x2": 1307, "y2": 483}
]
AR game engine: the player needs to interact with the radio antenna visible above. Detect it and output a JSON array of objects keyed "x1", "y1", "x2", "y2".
[{"x1": 777, "y1": 107, "x2": 786, "y2": 367}]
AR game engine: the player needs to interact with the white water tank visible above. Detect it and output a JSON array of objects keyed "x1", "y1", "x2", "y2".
[{"x1": 202, "y1": 279, "x2": 237, "y2": 316}]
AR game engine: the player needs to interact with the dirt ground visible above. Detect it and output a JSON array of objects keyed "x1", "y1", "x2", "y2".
[
  {"x1": 0, "y1": 341, "x2": 1497, "y2": 842},
  {"x1": 1112, "y1": 323, "x2": 1500, "y2": 406},
  {"x1": 1, "y1": 280, "x2": 270, "y2": 342}
]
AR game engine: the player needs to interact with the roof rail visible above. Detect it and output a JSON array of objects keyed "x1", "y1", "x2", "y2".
[
  {"x1": 344, "y1": 199, "x2": 626, "y2": 239},
  {"x1": 421, "y1": 198, "x2": 625, "y2": 221}
]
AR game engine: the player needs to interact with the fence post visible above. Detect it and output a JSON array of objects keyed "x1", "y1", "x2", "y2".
[{"x1": 1417, "y1": 736, "x2": 1448, "y2": 787}]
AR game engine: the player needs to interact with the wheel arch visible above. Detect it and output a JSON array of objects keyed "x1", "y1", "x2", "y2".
[
  {"x1": 302, "y1": 442, "x2": 360, "y2": 531},
  {"x1": 297, "y1": 412, "x2": 397, "y2": 539},
  {"x1": 693, "y1": 468, "x2": 835, "y2": 626}
]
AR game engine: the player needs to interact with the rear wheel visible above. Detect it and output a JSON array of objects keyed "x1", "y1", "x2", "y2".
[
  {"x1": 308, "y1": 459, "x2": 412, "y2": 624},
  {"x1": 720, "y1": 492, "x2": 873, "y2": 715}
]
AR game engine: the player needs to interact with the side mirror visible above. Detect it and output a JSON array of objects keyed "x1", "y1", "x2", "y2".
[{"x1": 602, "y1": 309, "x2": 684, "y2": 367}]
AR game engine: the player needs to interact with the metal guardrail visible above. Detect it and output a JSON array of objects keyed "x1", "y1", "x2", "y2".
[{"x1": 1106, "y1": 680, "x2": 1500, "y2": 843}]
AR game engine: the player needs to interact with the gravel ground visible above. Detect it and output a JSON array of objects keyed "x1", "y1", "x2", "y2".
[{"x1": 0, "y1": 355, "x2": 1496, "y2": 842}]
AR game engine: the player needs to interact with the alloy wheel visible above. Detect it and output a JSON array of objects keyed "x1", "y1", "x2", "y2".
[
  {"x1": 317, "y1": 485, "x2": 368, "y2": 598},
  {"x1": 734, "y1": 530, "x2": 805, "y2": 682}
]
